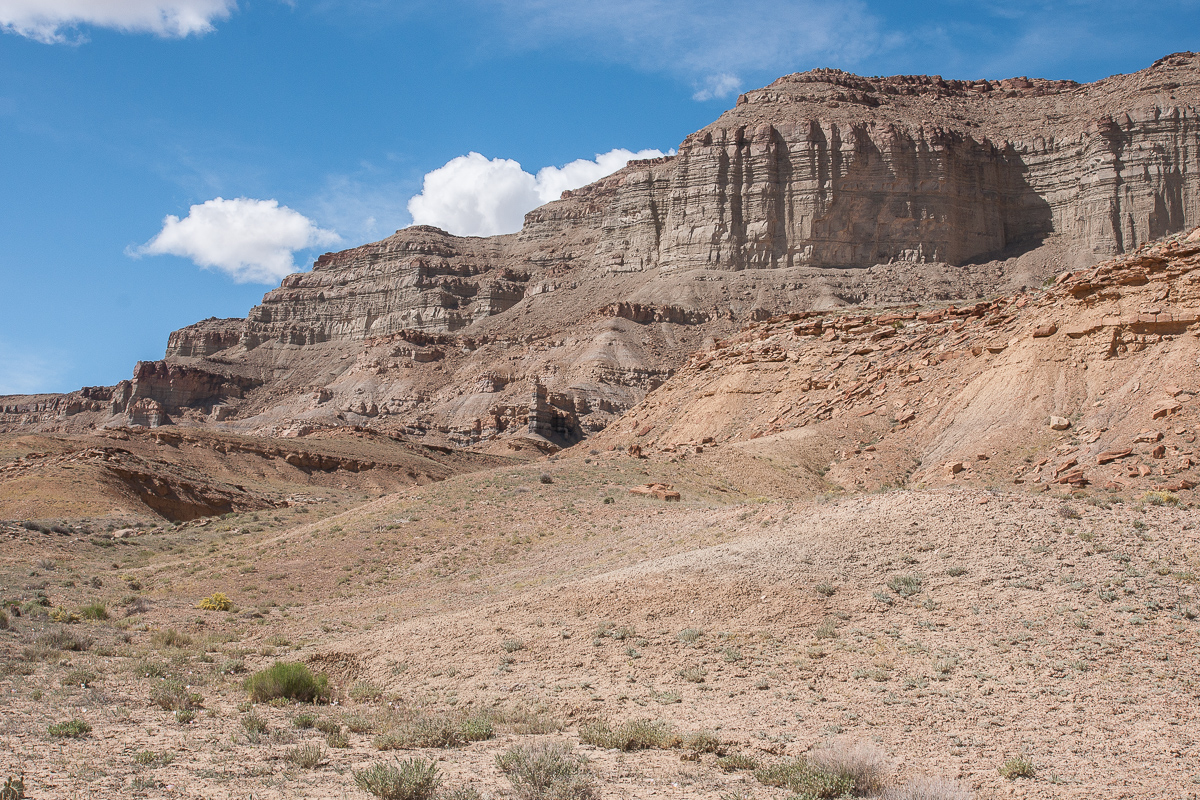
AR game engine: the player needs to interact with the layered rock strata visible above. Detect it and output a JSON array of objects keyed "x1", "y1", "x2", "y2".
[{"x1": 7, "y1": 54, "x2": 1200, "y2": 448}]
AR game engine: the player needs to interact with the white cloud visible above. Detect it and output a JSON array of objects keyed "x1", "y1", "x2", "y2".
[
  {"x1": 133, "y1": 197, "x2": 341, "y2": 284},
  {"x1": 0, "y1": 0, "x2": 234, "y2": 43},
  {"x1": 407, "y1": 147, "x2": 669, "y2": 237},
  {"x1": 692, "y1": 73, "x2": 741, "y2": 102},
  {"x1": 490, "y1": 0, "x2": 879, "y2": 97}
]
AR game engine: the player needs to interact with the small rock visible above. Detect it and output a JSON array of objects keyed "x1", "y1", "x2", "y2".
[
  {"x1": 944, "y1": 462, "x2": 965, "y2": 475},
  {"x1": 1049, "y1": 416, "x2": 1071, "y2": 431},
  {"x1": 1096, "y1": 449, "x2": 1132, "y2": 464}
]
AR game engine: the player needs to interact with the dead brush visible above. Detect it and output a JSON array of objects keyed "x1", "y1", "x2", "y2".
[
  {"x1": 884, "y1": 776, "x2": 973, "y2": 800},
  {"x1": 285, "y1": 742, "x2": 325, "y2": 769},
  {"x1": 808, "y1": 738, "x2": 889, "y2": 795},
  {"x1": 150, "y1": 679, "x2": 203, "y2": 711},
  {"x1": 374, "y1": 711, "x2": 493, "y2": 750},
  {"x1": 490, "y1": 705, "x2": 562, "y2": 735},
  {"x1": 36, "y1": 630, "x2": 91, "y2": 652},
  {"x1": 578, "y1": 718, "x2": 674, "y2": 751},
  {"x1": 495, "y1": 742, "x2": 596, "y2": 800}
]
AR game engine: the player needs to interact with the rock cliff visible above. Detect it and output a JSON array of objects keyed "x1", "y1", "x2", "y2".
[{"x1": 7, "y1": 54, "x2": 1200, "y2": 449}]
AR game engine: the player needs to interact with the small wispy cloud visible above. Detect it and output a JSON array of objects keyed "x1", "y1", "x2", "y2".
[
  {"x1": 131, "y1": 197, "x2": 340, "y2": 284},
  {"x1": 407, "y1": 147, "x2": 670, "y2": 237},
  {"x1": 488, "y1": 0, "x2": 878, "y2": 98},
  {"x1": 0, "y1": 342, "x2": 66, "y2": 395},
  {"x1": 692, "y1": 73, "x2": 741, "y2": 102},
  {"x1": 0, "y1": 0, "x2": 235, "y2": 44}
]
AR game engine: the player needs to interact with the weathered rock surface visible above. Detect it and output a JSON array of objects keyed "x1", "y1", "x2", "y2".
[
  {"x1": 591, "y1": 227, "x2": 1200, "y2": 498},
  {"x1": 7, "y1": 54, "x2": 1200, "y2": 451}
]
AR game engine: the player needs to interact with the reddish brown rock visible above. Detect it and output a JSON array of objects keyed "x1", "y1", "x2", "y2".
[{"x1": 1097, "y1": 449, "x2": 1133, "y2": 464}]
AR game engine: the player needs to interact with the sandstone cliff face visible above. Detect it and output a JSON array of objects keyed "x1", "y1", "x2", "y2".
[
  {"x1": 10, "y1": 55, "x2": 1200, "y2": 450},
  {"x1": 599, "y1": 53, "x2": 1200, "y2": 273}
]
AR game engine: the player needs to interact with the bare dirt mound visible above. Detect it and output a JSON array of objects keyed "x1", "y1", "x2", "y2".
[
  {"x1": 593, "y1": 228, "x2": 1200, "y2": 504},
  {"x1": 0, "y1": 426, "x2": 518, "y2": 522}
]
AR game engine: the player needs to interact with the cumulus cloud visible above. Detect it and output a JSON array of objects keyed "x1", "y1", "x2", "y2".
[
  {"x1": 692, "y1": 73, "x2": 741, "y2": 102},
  {"x1": 0, "y1": 0, "x2": 234, "y2": 43},
  {"x1": 133, "y1": 197, "x2": 340, "y2": 284},
  {"x1": 407, "y1": 147, "x2": 669, "y2": 237}
]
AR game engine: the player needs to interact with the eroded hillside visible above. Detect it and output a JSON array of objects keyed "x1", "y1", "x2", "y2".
[{"x1": 595, "y1": 228, "x2": 1200, "y2": 504}]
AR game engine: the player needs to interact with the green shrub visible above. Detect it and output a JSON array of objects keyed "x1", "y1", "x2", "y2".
[
  {"x1": 326, "y1": 729, "x2": 350, "y2": 748},
  {"x1": 314, "y1": 717, "x2": 340, "y2": 735},
  {"x1": 678, "y1": 665, "x2": 706, "y2": 683},
  {"x1": 79, "y1": 602, "x2": 108, "y2": 621},
  {"x1": 502, "y1": 638, "x2": 525, "y2": 653},
  {"x1": 496, "y1": 742, "x2": 596, "y2": 800},
  {"x1": 999, "y1": 755, "x2": 1036, "y2": 780},
  {"x1": 441, "y1": 787, "x2": 482, "y2": 800},
  {"x1": 677, "y1": 628, "x2": 702, "y2": 643},
  {"x1": 887, "y1": 574, "x2": 923, "y2": 598},
  {"x1": 578, "y1": 718, "x2": 673, "y2": 751},
  {"x1": 755, "y1": 758, "x2": 852, "y2": 798},
  {"x1": 293, "y1": 712, "x2": 317, "y2": 729},
  {"x1": 717, "y1": 753, "x2": 759, "y2": 772},
  {"x1": 48, "y1": 719, "x2": 91, "y2": 738},
  {"x1": 244, "y1": 661, "x2": 330, "y2": 703},
  {"x1": 815, "y1": 582, "x2": 836, "y2": 597},
  {"x1": 218, "y1": 659, "x2": 246, "y2": 675},
  {"x1": 353, "y1": 757, "x2": 440, "y2": 800},
  {"x1": 0, "y1": 610, "x2": 8, "y2": 630}
]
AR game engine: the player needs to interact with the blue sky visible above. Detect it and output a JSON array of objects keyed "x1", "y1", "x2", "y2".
[{"x1": 1, "y1": 0, "x2": 1197, "y2": 394}]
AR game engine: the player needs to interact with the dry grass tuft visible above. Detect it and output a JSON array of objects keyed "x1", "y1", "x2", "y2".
[
  {"x1": 496, "y1": 742, "x2": 596, "y2": 800},
  {"x1": 354, "y1": 757, "x2": 440, "y2": 800},
  {"x1": 884, "y1": 776, "x2": 973, "y2": 800},
  {"x1": 579, "y1": 718, "x2": 674, "y2": 751},
  {"x1": 809, "y1": 737, "x2": 889, "y2": 794}
]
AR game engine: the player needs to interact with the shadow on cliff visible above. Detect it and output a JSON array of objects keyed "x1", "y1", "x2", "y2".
[{"x1": 803, "y1": 130, "x2": 1054, "y2": 268}]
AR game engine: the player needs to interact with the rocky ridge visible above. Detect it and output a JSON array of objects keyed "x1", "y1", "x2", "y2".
[{"x1": 5, "y1": 54, "x2": 1200, "y2": 452}]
